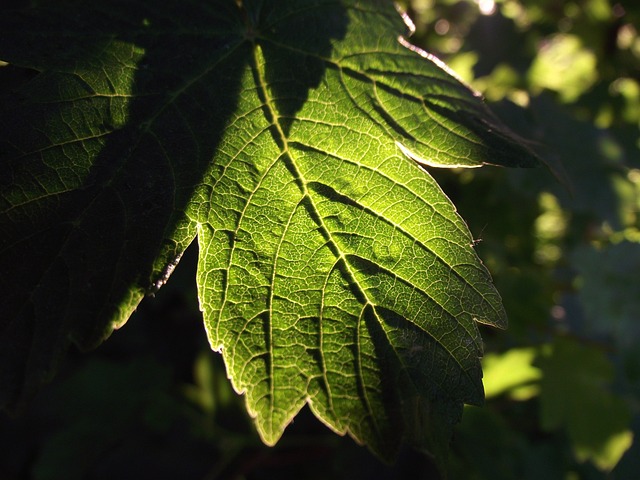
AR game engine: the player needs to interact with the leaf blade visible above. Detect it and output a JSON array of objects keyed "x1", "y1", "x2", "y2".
[
  {"x1": 195, "y1": 0, "x2": 517, "y2": 459},
  {"x1": 1, "y1": 0, "x2": 536, "y2": 460}
]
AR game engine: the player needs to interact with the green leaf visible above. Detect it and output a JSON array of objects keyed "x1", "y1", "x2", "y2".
[
  {"x1": 482, "y1": 347, "x2": 541, "y2": 400},
  {"x1": 537, "y1": 338, "x2": 633, "y2": 471},
  {"x1": 0, "y1": 0, "x2": 537, "y2": 460}
]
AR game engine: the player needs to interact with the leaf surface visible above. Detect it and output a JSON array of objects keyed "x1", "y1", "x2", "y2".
[{"x1": 0, "y1": 0, "x2": 537, "y2": 459}]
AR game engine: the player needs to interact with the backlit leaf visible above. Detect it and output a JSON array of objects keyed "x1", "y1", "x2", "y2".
[{"x1": 0, "y1": 0, "x2": 537, "y2": 459}]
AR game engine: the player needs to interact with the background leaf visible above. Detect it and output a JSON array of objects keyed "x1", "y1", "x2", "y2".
[{"x1": 537, "y1": 338, "x2": 633, "y2": 471}]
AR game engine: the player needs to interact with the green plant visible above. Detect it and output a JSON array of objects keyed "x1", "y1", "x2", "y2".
[{"x1": 0, "y1": 0, "x2": 541, "y2": 465}]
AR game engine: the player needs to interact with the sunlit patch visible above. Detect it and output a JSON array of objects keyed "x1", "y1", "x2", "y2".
[
  {"x1": 534, "y1": 192, "x2": 567, "y2": 266},
  {"x1": 396, "y1": 140, "x2": 482, "y2": 169},
  {"x1": 395, "y1": 3, "x2": 416, "y2": 35},
  {"x1": 529, "y1": 34, "x2": 598, "y2": 102},
  {"x1": 476, "y1": 0, "x2": 496, "y2": 16},
  {"x1": 482, "y1": 348, "x2": 542, "y2": 400}
]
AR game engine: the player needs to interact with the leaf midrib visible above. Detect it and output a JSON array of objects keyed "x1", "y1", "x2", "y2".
[{"x1": 248, "y1": 39, "x2": 385, "y2": 437}]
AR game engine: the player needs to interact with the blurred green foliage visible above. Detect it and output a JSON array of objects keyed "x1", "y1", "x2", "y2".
[{"x1": 1, "y1": 0, "x2": 639, "y2": 478}]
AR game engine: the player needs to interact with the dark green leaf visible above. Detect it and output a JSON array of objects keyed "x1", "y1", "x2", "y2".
[{"x1": 537, "y1": 337, "x2": 633, "y2": 470}]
